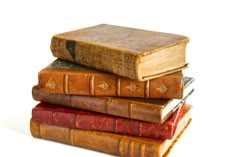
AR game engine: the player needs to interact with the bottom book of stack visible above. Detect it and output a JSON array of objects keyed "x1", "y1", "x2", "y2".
[{"x1": 30, "y1": 103, "x2": 192, "y2": 157}]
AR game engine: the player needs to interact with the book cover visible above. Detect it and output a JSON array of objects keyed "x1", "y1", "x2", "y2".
[
  {"x1": 50, "y1": 24, "x2": 189, "y2": 80},
  {"x1": 38, "y1": 59, "x2": 184, "y2": 99},
  {"x1": 32, "y1": 77, "x2": 194, "y2": 124},
  {"x1": 32, "y1": 102, "x2": 185, "y2": 139},
  {"x1": 30, "y1": 104, "x2": 192, "y2": 157}
]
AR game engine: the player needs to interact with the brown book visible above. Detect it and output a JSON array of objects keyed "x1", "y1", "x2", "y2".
[
  {"x1": 50, "y1": 24, "x2": 189, "y2": 80},
  {"x1": 30, "y1": 104, "x2": 192, "y2": 157},
  {"x1": 38, "y1": 59, "x2": 184, "y2": 99},
  {"x1": 32, "y1": 77, "x2": 194, "y2": 124}
]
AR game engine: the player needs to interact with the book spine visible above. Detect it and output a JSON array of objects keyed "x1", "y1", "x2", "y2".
[
  {"x1": 38, "y1": 69, "x2": 184, "y2": 99},
  {"x1": 32, "y1": 86, "x2": 163, "y2": 123},
  {"x1": 30, "y1": 119, "x2": 160, "y2": 157},
  {"x1": 50, "y1": 37, "x2": 141, "y2": 80},
  {"x1": 32, "y1": 103, "x2": 183, "y2": 139}
]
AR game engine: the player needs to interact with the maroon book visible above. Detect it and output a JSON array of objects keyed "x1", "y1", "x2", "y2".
[{"x1": 32, "y1": 102, "x2": 185, "y2": 139}]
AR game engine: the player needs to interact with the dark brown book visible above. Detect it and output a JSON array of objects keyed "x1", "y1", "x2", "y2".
[
  {"x1": 38, "y1": 59, "x2": 184, "y2": 99},
  {"x1": 50, "y1": 24, "x2": 189, "y2": 80},
  {"x1": 30, "y1": 104, "x2": 192, "y2": 157},
  {"x1": 32, "y1": 102, "x2": 185, "y2": 139},
  {"x1": 32, "y1": 77, "x2": 194, "y2": 124}
]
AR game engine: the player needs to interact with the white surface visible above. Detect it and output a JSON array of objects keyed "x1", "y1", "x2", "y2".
[{"x1": 0, "y1": 0, "x2": 235, "y2": 156}]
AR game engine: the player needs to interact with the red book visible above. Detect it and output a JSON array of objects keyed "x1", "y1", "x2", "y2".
[{"x1": 32, "y1": 102, "x2": 185, "y2": 139}]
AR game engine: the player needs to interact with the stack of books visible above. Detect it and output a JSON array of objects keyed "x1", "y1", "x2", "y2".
[{"x1": 30, "y1": 24, "x2": 194, "y2": 157}]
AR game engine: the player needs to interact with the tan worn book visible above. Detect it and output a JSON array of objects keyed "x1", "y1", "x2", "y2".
[
  {"x1": 38, "y1": 59, "x2": 185, "y2": 99},
  {"x1": 30, "y1": 104, "x2": 192, "y2": 157},
  {"x1": 51, "y1": 24, "x2": 189, "y2": 80}
]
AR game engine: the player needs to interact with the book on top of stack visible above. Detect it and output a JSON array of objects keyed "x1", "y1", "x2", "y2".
[{"x1": 30, "y1": 24, "x2": 194, "y2": 157}]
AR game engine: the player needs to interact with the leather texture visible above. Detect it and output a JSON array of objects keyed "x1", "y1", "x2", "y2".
[
  {"x1": 50, "y1": 24, "x2": 189, "y2": 80},
  {"x1": 38, "y1": 59, "x2": 184, "y2": 99},
  {"x1": 30, "y1": 104, "x2": 191, "y2": 157},
  {"x1": 52, "y1": 24, "x2": 189, "y2": 53},
  {"x1": 32, "y1": 102, "x2": 185, "y2": 139}
]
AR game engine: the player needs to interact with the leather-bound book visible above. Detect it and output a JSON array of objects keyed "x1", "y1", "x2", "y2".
[
  {"x1": 30, "y1": 104, "x2": 192, "y2": 157},
  {"x1": 31, "y1": 102, "x2": 185, "y2": 139},
  {"x1": 38, "y1": 59, "x2": 184, "y2": 99},
  {"x1": 50, "y1": 24, "x2": 189, "y2": 80},
  {"x1": 32, "y1": 77, "x2": 194, "y2": 124}
]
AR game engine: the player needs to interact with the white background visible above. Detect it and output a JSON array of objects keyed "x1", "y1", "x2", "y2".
[{"x1": 0, "y1": 0, "x2": 235, "y2": 156}]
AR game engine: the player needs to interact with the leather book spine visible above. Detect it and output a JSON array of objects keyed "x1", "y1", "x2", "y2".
[
  {"x1": 32, "y1": 86, "x2": 163, "y2": 123},
  {"x1": 30, "y1": 119, "x2": 158, "y2": 156},
  {"x1": 50, "y1": 37, "x2": 140, "y2": 80},
  {"x1": 32, "y1": 102, "x2": 185, "y2": 139},
  {"x1": 38, "y1": 69, "x2": 184, "y2": 99},
  {"x1": 30, "y1": 104, "x2": 191, "y2": 157}
]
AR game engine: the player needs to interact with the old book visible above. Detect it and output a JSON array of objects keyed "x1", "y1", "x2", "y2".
[
  {"x1": 50, "y1": 24, "x2": 189, "y2": 80},
  {"x1": 30, "y1": 104, "x2": 192, "y2": 157},
  {"x1": 31, "y1": 102, "x2": 185, "y2": 139},
  {"x1": 33, "y1": 77, "x2": 194, "y2": 123},
  {"x1": 38, "y1": 59, "x2": 184, "y2": 99}
]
